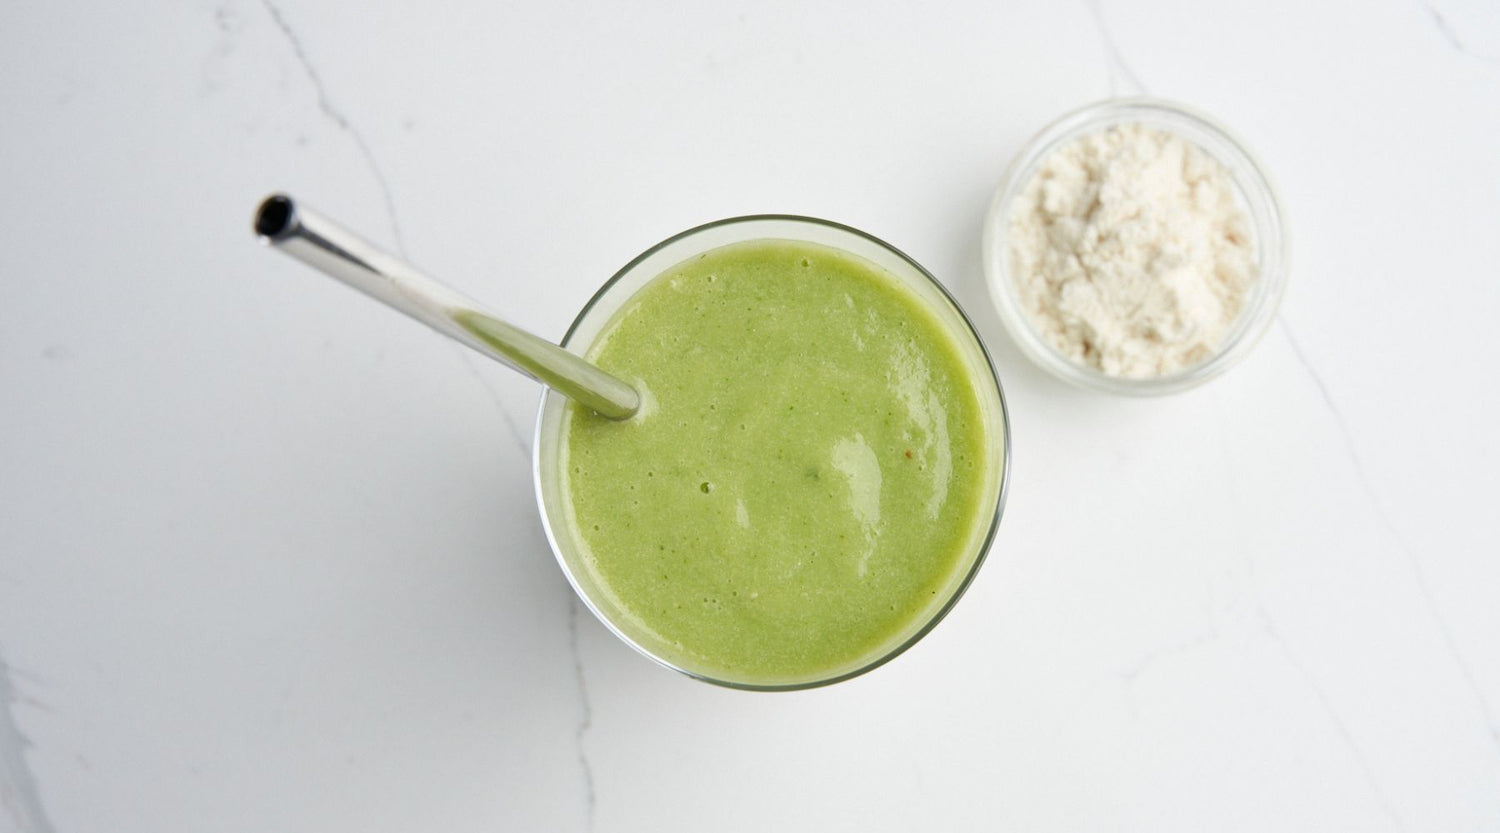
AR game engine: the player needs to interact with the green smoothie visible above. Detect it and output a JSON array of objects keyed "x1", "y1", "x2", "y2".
[{"x1": 560, "y1": 239, "x2": 998, "y2": 685}]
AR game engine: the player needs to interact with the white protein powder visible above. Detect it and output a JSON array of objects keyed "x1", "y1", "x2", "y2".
[{"x1": 1007, "y1": 123, "x2": 1255, "y2": 378}]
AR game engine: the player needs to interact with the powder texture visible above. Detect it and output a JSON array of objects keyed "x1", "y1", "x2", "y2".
[{"x1": 1007, "y1": 123, "x2": 1255, "y2": 378}]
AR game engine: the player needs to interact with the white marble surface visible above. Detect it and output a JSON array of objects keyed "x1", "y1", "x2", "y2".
[{"x1": 3, "y1": 1, "x2": 1499, "y2": 830}]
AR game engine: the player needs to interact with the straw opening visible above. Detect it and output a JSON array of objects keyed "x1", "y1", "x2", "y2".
[{"x1": 254, "y1": 195, "x2": 295, "y2": 239}]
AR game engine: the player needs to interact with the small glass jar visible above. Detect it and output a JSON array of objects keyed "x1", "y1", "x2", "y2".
[{"x1": 982, "y1": 97, "x2": 1290, "y2": 395}]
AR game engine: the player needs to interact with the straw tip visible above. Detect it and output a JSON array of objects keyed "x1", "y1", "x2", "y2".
[{"x1": 254, "y1": 194, "x2": 295, "y2": 240}]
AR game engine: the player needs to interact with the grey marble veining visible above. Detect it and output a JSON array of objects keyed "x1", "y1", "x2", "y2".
[{"x1": 0, "y1": 651, "x2": 56, "y2": 833}]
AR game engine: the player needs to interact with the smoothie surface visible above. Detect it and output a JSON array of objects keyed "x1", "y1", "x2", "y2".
[{"x1": 561, "y1": 239, "x2": 995, "y2": 684}]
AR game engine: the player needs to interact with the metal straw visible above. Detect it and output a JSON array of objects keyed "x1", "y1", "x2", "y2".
[{"x1": 252, "y1": 194, "x2": 640, "y2": 420}]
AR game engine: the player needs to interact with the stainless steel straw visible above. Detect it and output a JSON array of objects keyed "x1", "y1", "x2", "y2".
[{"x1": 253, "y1": 194, "x2": 639, "y2": 420}]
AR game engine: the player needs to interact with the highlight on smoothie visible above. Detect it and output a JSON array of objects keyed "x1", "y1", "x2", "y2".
[{"x1": 551, "y1": 236, "x2": 1007, "y2": 688}]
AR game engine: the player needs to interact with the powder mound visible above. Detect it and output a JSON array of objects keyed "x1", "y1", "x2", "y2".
[{"x1": 1007, "y1": 123, "x2": 1255, "y2": 378}]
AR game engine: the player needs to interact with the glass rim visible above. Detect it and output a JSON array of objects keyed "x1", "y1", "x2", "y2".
[
  {"x1": 532, "y1": 214, "x2": 1013, "y2": 691},
  {"x1": 982, "y1": 96, "x2": 1291, "y2": 395}
]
